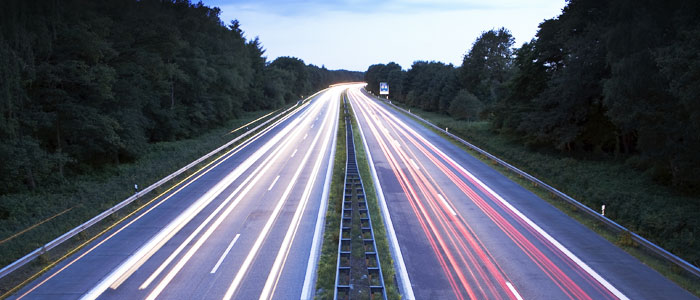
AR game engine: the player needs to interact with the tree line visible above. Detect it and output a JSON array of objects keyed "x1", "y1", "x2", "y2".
[
  {"x1": 0, "y1": 0, "x2": 362, "y2": 195},
  {"x1": 365, "y1": 0, "x2": 700, "y2": 191}
]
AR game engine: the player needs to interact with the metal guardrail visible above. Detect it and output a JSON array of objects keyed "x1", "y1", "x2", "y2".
[
  {"x1": 0, "y1": 101, "x2": 305, "y2": 281},
  {"x1": 334, "y1": 97, "x2": 387, "y2": 300},
  {"x1": 378, "y1": 93, "x2": 700, "y2": 280}
]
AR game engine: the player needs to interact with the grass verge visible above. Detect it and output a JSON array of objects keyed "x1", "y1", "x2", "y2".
[
  {"x1": 381, "y1": 98, "x2": 700, "y2": 296},
  {"x1": 316, "y1": 92, "x2": 400, "y2": 299},
  {"x1": 0, "y1": 103, "x2": 298, "y2": 298}
]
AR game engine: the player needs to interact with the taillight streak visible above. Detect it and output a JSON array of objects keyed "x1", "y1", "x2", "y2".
[{"x1": 356, "y1": 89, "x2": 624, "y2": 300}]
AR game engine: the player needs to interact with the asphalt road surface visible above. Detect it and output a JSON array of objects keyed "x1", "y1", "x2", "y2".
[
  {"x1": 9, "y1": 83, "x2": 697, "y2": 300},
  {"x1": 11, "y1": 86, "x2": 344, "y2": 300},
  {"x1": 347, "y1": 86, "x2": 696, "y2": 300}
]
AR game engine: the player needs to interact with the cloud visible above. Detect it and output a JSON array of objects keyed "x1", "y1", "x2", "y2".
[
  {"x1": 203, "y1": 0, "x2": 566, "y2": 71},
  {"x1": 207, "y1": 0, "x2": 562, "y2": 17}
]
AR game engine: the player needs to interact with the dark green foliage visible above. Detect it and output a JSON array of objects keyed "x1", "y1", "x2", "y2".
[
  {"x1": 0, "y1": 109, "x2": 278, "y2": 270},
  {"x1": 459, "y1": 27, "x2": 514, "y2": 105},
  {"x1": 403, "y1": 61, "x2": 458, "y2": 112},
  {"x1": 0, "y1": 0, "x2": 362, "y2": 196},
  {"x1": 377, "y1": 0, "x2": 700, "y2": 267},
  {"x1": 364, "y1": 61, "x2": 460, "y2": 115},
  {"x1": 493, "y1": 0, "x2": 700, "y2": 191},
  {"x1": 449, "y1": 90, "x2": 483, "y2": 121},
  {"x1": 364, "y1": 62, "x2": 404, "y2": 97},
  {"x1": 401, "y1": 107, "x2": 700, "y2": 267}
]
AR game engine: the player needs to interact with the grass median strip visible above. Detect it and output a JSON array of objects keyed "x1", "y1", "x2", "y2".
[
  {"x1": 349, "y1": 97, "x2": 400, "y2": 299},
  {"x1": 316, "y1": 91, "x2": 399, "y2": 299},
  {"x1": 315, "y1": 94, "x2": 348, "y2": 299}
]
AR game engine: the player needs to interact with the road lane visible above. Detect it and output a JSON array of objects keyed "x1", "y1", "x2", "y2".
[
  {"x1": 11, "y1": 86, "x2": 343, "y2": 300},
  {"x1": 347, "y1": 87, "x2": 696, "y2": 300}
]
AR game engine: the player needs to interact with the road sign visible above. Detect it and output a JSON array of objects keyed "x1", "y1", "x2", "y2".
[{"x1": 379, "y1": 82, "x2": 389, "y2": 95}]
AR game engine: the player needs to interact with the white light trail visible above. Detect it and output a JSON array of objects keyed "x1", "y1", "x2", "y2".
[{"x1": 223, "y1": 94, "x2": 334, "y2": 300}]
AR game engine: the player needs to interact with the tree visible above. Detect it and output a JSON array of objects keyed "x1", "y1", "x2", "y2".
[
  {"x1": 449, "y1": 90, "x2": 483, "y2": 121},
  {"x1": 460, "y1": 28, "x2": 514, "y2": 105},
  {"x1": 491, "y1": 40, "x2": 548, "y2": 133},
  {"x1": 364, "y1": 62, "x2": 403, "y2": 98},
  {"x1": 0, "y1": 0, "x2": 363, "y2": 194},
  {"x1": 402, "y1": 61, "x2": 457, "y2": 112}
]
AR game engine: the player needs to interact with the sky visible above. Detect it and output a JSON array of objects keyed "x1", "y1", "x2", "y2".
[{"x1": 200, "y1": 0, "x2": 567, "y2": 71}]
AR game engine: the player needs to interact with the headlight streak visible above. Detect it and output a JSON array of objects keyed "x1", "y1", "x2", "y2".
[
  {"x1": 17, "y1": 100, "x2": 307, "y2": 300},
  {"x1": 259, "y1": 87, "x2": 342, "y2": 300},
  {"x1": 349, "y1": 87, "x2": 628, "y2": 300},
  {"x1": 301, "y1": 85, "x2": 363, "y2": 300},
  {"x1": 81, "y1": 98, "x2": 319, "y2": 300},
  {"x1": 222, "y1": 89, "x2": 339, "y2": 300},
  {"x1": 140, "y1": 108, "x2": 303, "y2": 291},
  {"x1": 143, "y1": 93, "x2": 330, "y2": 300}
]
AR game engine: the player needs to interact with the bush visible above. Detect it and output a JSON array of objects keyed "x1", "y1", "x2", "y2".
[{"x1": 449, "y1": 90, "x2": 483, "y2": 121}]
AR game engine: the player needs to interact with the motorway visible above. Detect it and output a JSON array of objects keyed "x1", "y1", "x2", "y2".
[
  {"x1": 10, "y1": 86, "x2": 343, "y2": 300},
  {"x1": 8, "y1": 83, "x2": 697, "y2": 300},
  {"x1": 347, "y1": 86, "x2": 696, "y2": 300}
]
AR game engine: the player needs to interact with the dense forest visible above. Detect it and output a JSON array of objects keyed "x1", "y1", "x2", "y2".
[
  {"x1": 0, "y1": 0, "x2": 362, "y2": 195},
  {"x1": 365, "y1": 0, "x2": 700, "y2": 192}
]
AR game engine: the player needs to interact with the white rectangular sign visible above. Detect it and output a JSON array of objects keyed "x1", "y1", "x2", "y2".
[{"x1": 379, "y1": 82, "x2": 389, "y2": 95}]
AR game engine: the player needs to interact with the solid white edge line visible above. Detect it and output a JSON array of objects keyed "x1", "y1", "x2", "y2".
[
  {"x1": 222, "y1": 97, "x2": 331, "y2": 300},
  {"x1": 301, "y1": 93, "x2": 338, "y2": 299},
  {"x1": 380, "y1": 96, "x2": 629, "y2": 300},
  {"x1": 80, "y1": 101, "x2": 313, "y2": 300},
  {"x1": 139, "y1": 103, "x2": 319, "y2": 291},
  {"x1": 437, "y1": 194, "x2": 456, "y2": 216},
  {"x1": 506, "y1": 282, "x2": 524, "y2": 300},
  {"x1": 349, "y1": 91, "x2": 415, "y2": 300},
  {"x1": 144, "y1": 102, "x2": 322, "y2": 300},
  {"x1": 260, "y1": 95, "x2": 336, "y2": 299},
  {"x1": 210, "y1": 234, "x2": 241, "y2": 274},
  {"x1": 268, "y1": 175, "x2": 280, "y2": 191}
]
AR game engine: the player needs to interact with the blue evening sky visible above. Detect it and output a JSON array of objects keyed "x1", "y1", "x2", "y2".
[{"x1": 200, "y1": 0, "x2": 566, "y2": 71}]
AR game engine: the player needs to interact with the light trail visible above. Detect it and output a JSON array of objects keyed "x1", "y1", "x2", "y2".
[
  {"x1": 260, "y1": 89, "x2": 339, "y2": 300},
  {"x1": 222, "y1": 91, "x2": 337, "y2": 300},
  {"x1": 18, "y1": 99, "x2": 308, "y2": 300},
  {"x1": 347, "y1": 87, "x2": 627, "y2": 300},
  {"x1": 143, "y1": 92, "x2": 329, "y2": 300},
  {"x1": 376, "y1": 93, "x2": 625, "y2": 300},
  {"x1": 349, "y1": 93, "x2": 478, "y2": 299},
  {"x1": 83, "y1": 99, "x2": 319, "y2": 300}
]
